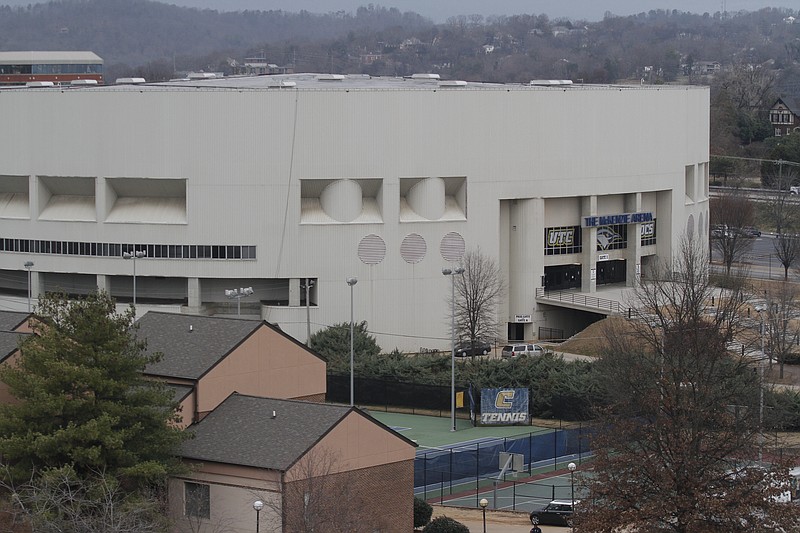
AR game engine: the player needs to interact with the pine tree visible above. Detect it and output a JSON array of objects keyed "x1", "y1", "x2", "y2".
[{"x1": 0, "y1": 291, "x2": 187, "y2": 486}]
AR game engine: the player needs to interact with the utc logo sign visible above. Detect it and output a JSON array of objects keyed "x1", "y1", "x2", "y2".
[
  {"x1": 481, "y1": 387, "x2": 529, "y2": 425},
  {"x1": 495, "y1": 389, "x2": 515, "y2": 409}
]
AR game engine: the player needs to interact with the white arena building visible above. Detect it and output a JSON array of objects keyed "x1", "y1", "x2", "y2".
[{"x1": 0, "y1": 73, "x2": 709, "y2": 351}]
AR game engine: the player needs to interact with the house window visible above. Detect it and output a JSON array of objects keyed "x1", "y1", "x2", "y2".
[
  {"x1": 771, "y1": 111, "x2": 781, "y2": 123},
  {"x1": 185, "y1": 482, "x2": 210, "y2": 519},
  {"x1": 776, "y1": 128, "x2": 782, "y2": 137}
]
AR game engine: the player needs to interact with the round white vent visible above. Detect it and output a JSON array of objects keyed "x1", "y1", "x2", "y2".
[
  {"x1": 358, "y1": 234, "x2": 386, "y2": 265},
  {"x1": 400, "y1": 233, "x2": 427, "y2": 264},
  {"x1": 440, "y1": 232, "x2": 465, "y2": 262}
]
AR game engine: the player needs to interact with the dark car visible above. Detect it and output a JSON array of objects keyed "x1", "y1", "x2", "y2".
[
  {"x1": 454, "y1": 340, "x2": 492, "y2": 357},
  {"x1": 740, "y1": 226, "x2": 761, "y2": 238},
  {"x1": 529, "y1": 500, "x2": 576, "y2": 527}
]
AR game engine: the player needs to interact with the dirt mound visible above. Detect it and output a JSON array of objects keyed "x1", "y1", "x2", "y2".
[{"x1": 557, "y1": 316, "x2": 632, "y2": 356}]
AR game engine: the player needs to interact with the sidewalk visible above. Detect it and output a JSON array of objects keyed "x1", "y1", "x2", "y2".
[{"x1": 429, "y1": 505, "x2": 566, "y2": 533}]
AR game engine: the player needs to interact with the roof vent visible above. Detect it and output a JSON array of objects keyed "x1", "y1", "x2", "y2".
[
  {"x1": 188, "y1": 72, "x2": 217, "y2": 80},
  {"x1": 411, "y1": 73, "x2": 440, "y2": 79},
  {"x1": 316, "y1": 74, "x2": 345, "y2": 81},
  {"x1": 268, "y1": 80, "x2": 297, "y2": 88},
  {"x1": 115, "y1": 77, "x2": 146, "y2": 85},
  {"x1": 189, "y1": 325, "x2": 193, "y2": 332},
  {"x1": 70, "y1": 79, "x2": 98, "y2": 86},
  {"x1": 271, "y1": 410, "x2": 277, "y2": 419},
  {"x1": 529, "y1": 79, "x2": 573, "y2": 86},
  {"x1": 25, "y1": 81, "x2": 55, "y2": 88},
  {"x1": 438, "y1": 80, "x2": 468, "y2": 87}
]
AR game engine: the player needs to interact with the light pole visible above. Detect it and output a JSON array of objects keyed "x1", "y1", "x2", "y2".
[
  {"x1": 23, "y1": 261, "x2": 34, "y2": 312},
  {"x1": 252, "y1": 500, "x2": 263, "y2": 533},
  {"x1": 442, "y1": 266, "x2": 465, "y2": 432},
  {"x1": 479, "y1": 498, "x2": 488, "y2": 533},
  {"x1": 122, "y1": 250, "x2": 146, "y2": 308},
  {"x1": 347, "y1": 277, "x2": 358, "y2": 407},
  {"x1": 303, "y1": 278, "x2": 315, "y2": 344},
  {"x1": 756, "y1": 305, "x2": 766, "y2": 462},
  {"x1": 568, "y1": 462, "x2": 577, "y2": 532},
  {"x1": 224, "y1": 287, "x2": 254, "y2": 316}
]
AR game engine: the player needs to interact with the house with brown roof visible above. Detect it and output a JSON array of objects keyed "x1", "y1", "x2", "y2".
[
  {"x1": 770, "y1": 97, "x2": 800, "y2": 137},
  {"x1": 169, "y1": 393, "x2": 416, "y2": 533},
  {"x1": 136, "y1": 312, "x2": 327, "y2": 427}
]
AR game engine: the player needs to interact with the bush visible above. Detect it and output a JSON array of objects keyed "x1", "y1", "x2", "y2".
[
  {"x1": 414, "y1": 497, "x2": 433, "y2": 528},
  {"x1": 422, "y1": 516, "x2": 470, "y2": 533}
]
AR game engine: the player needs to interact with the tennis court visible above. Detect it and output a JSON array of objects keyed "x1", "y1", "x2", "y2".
[{"x1": 368, "y1": 410, "x2": 592, "y2": 513}]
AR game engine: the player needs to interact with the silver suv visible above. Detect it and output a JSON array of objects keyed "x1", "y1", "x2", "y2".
[{"x1": 501, "y1": 343, "x2": 546, "y2": 358}]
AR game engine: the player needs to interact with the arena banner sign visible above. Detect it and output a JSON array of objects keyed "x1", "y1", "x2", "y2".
[
  {"x1": 480, "y1": 387, "x2": 529, "y2": 425},
  {"x1": 582, "y1": 211, "x2": 653, "y2": 227}
]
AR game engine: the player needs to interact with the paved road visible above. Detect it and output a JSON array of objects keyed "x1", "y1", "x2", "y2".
[{"x1": 430, "y1": 505, "x2": 569, "y2": 533}]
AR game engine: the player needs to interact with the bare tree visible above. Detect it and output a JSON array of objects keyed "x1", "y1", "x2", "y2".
[
  {"x1": 582, "y1": 237, "x2": 800, "y2": 532},
  {"x1": 452, "y1": 249, "x2": 505, "y2": 355},
  {"x1": 762, "y1": 168, "x2": 800, "y2": 234},
  {"x1": 710, "y1": 190, "x2": 755, "y2": 275},
  {"x1": 261, "y1": 447, "x2": 378, "y2": 533},
  {"x1": 1, "y1": 465, "x2": 168, "y2": 533},
  {"x1": 761, "y1": 283, "x2": 800, "y2": 380},
  {"x1": 774, "y1": 233, "x2": 800, "y2": 281}
]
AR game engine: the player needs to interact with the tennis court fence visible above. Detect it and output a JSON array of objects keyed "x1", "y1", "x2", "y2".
[{"x1": 415, "y1": 425, "x2": 593, "y2": 505}]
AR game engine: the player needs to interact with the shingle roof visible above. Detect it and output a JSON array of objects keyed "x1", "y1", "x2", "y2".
[
  {"x1": 0, "y1": 331, "x2": 29, "y2": 363},
  {"x1": 0, "y1": 311, "x2": 31, "y2": 332},
  {"x1": 166, "y1": 383, "x2": 193, "y2": 404},
  {"x1": 179, "y1": 393, "x2": 352, "y2": 471},
  {"x1": 777, "y1": 96, "x2": 800, "y2": 117},
  {"x1": 136, "y1": 312, "x2": 262, "y2": 380}
]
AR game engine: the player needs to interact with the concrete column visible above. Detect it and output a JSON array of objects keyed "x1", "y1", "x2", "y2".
[
  {"x1": 96, "y1": 274, "x2": 109, "y2": 293},
  {"x1": 30, "y1": 271, "x2": 41, "y2": 302},
  {"x1": 187, "y1": 277, "x2": 201, "y2": 308},
  {"x1": 581, "y1": 195, "x2": 597, "y2": 293},
  {"x1": 289, "y1": 278, "x2": 301, "y2": 307},
  {"x1": 626, "y1": 193, "x2": 642, "y2": 287}
]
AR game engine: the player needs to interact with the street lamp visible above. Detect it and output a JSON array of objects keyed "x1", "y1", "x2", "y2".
[
  {"x1": 224, "y1": 287, "x2": 254, "y2": 316},
  {"x1": 302, "y1": 278, "x2": 315, "y2": 344},
  {"x1": 23, "y1": 261, "x2": 34, "y2": 312},
  {"x1": 479, "y1": 498, "x2": 488, "y2": 533},
  {"x1": 122, "y1": 250, "x2": 146, "y2": 308},
  {"x1": 756, "y1": 304, "x2": 766, "y2": 462},
  {"x1": 568, "y1": 462, "x2": 577, "y2": 532},
  {"x1": 252, "y1": 500, "x2": 263, "y2": 533},
  {"x1": 442, "y1": 266, "x2": 465, "y2": 432},
  {"x1": 346, "y1": 277, "x2": 358, "y2": 407}
]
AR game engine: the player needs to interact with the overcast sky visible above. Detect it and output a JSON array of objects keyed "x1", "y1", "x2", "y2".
[
  {"x1": 0, "y1": 0, "x2": 791, "y2": 21},
  {"x1": 133, "y1": 1, "x2": 790, "y2": 22}
]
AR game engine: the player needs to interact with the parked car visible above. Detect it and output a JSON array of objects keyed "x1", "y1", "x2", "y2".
[
  {"x1": 790, "y1": 186, "x2": 800, "y2": 195},
  {"x1": 454, "y1": 340, "x2": 492, "y2": 357},
  {"x1": 740, "y1": 226, "x2": 761, "y2": 238},
  {"x1": 501, "y1": 343, "x2": 547, "y2": 358},
  {"x1": 529, "y1": 500, "x2": 577, "y2": 527}
]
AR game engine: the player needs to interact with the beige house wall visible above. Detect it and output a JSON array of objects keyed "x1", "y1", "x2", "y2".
[
  {"x1": 195, "y1": 326, "x2": 326, "y2": 416},
  {"x1": 169, "y1": 463, "x2": 283, "y2": 533},
  {"x1": 0, "y1": 350, "x2": 20, "y2": 405},
  {"x1": 286, "y1": 411, "x2": 415, "y2": 481}
]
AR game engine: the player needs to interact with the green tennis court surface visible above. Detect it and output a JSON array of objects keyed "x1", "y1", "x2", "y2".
[{"x1": 367, "y1": 410, "x2": 555, "y2": 448}]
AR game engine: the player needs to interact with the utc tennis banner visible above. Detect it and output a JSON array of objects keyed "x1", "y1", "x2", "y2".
[{"x1": 480, "y1": 387, "x2": 529, "y2": 425}]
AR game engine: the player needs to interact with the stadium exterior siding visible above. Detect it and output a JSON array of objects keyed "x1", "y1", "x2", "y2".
[{"x1": 0, "y1": 76, "x2": 709, "y2": 350}]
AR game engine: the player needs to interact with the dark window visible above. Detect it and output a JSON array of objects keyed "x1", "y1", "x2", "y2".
[
  {"x1": 596, "y1": 224, "x2": 628, "y2": 251},
  {"x1": 184, "y1": 482, "x2": 210, "y2": 519},
  {"x1": 641, "y1": 220, "x2": 657, "y2": 247}
]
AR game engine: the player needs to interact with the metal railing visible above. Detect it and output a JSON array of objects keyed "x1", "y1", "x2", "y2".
[{"x1": 535, "y1": 288, "x2": 624, "y2": 314}]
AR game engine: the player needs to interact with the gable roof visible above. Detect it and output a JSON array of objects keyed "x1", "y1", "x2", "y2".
[
  {"x1": 0, "y1": 331, "x2": 29, "y2": 363},
  {"x1": 137, "y1": 312, "x2": 263, "y2": 380},
  {"x1": 774, "y1": 97, "x2": 800, "y2": 117},
  {"x1": 178, "y1": 393, "x2": 352, "y2": 471},
  {"x1": 0, "y1": 311, "x2": 31, "y2": 332}
]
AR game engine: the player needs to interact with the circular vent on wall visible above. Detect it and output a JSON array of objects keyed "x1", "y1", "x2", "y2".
[
  {"x1": 400, "y1": 233, "x2": 427, "y2": 264},
  {"x1": 440, "y1": 232, "x2": 465, "y2": 262},
  {"x1": 358, "y1": 234, "x2": 386, "y2": 265}
]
